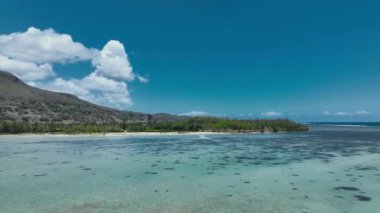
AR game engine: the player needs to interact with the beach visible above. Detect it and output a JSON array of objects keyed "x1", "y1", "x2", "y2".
[{"x1": 0, "y1": 131, "x2": 234, "y2": 139}]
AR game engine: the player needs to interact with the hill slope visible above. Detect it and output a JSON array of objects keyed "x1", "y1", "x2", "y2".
[{"x1": 0, "y1": 71, "x2": 182, "y2": 123}]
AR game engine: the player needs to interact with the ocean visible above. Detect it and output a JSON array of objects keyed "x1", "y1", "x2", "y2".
[{"x1": 1, "y1": 125, "x2": 380, "y2": 212}]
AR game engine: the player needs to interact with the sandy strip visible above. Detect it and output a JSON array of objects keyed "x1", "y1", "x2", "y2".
[{"x1": 0, "y1": 131, "x2": 240, "y2": 138}]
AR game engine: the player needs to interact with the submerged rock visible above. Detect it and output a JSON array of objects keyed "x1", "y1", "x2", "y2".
[
  {"x1": 354, "y1": 195, "x2": 372, "y2": 201},
  {"x1": 334, "y1": 186, "x2": 360, "y2": 191},
  {"x1": 144, "y1": 172, "x2": 158, "y2": 175}
]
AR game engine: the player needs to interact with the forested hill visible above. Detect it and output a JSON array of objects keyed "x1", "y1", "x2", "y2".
[{"x1": 0, "y1": 71, "x2": 183, "y2": 124}]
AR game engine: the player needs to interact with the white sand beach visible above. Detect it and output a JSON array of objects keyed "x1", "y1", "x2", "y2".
[{"x1": 0, "y1": 131, "x2": 237, "y2": 139}]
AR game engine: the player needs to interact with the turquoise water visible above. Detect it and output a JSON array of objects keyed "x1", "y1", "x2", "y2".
[{"x1": 1, "y1": 126, "x2": 380, "y2": 212}]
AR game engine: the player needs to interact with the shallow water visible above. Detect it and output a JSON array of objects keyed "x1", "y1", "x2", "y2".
[{"x1": 1, "y1": 126, "x2": 380, "y2": 213}]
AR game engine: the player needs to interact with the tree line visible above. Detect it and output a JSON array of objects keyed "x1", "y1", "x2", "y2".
[
  {"x1": 0, "y1": 117, "x2": 308, "y2": 134},
  {"x1": 126, "y1": 117, "x2": 308, "y2": 133}
]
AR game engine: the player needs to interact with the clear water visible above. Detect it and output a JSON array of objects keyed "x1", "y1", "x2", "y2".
[{"x1": 1, "y1": 126, "x2": 380, "y2": 213}]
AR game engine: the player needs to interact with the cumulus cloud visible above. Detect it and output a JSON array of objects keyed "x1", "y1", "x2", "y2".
[
  {"x1": 322, "y1": 110, "x2": 371, "y2": 116},
  {"x1": 0, "y1": 27, "x2": 94, "y2": 63},
  {"x1": 179, "y1": 111, "x2": 209, "y2": 117},
  {"x1": 0, "y1": 27, "x2": 146, "y2": 109},
  {"x1": 261, "y1": 111, "x2": 283, "y2": 117},
  {"x1": 40, "y1": 73, "x2": 133, "y2": 108},
  {"x1": 0, "y1": 54, "x2": 54, "y2": 81},
  {"x1": 92, "y1": 40, "x2": 135, "y2": 81}
]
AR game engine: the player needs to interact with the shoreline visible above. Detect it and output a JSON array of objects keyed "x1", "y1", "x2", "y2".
[{"x1": 0, "y1": 131, "x2": 241, "y2": 138}]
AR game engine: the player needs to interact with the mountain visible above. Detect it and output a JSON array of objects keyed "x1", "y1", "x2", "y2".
[{"x1": 0, "y1": 71, "x2": 184, "y2": 124}]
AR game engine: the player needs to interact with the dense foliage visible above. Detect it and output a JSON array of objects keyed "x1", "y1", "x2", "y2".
[
  {"x1": 0, "y1": 122, "x2": 123, "y2": 134},
  {"x1": 125, "y1": 117, "x2": 308, "y2": 133},
  {"x1": 0, "y1": 117, "x2": 308, "y2": 134}
]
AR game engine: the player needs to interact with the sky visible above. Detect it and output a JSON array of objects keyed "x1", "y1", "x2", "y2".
[{"x1": 0, "y1": 0, "x2": 379, "y2": 122}]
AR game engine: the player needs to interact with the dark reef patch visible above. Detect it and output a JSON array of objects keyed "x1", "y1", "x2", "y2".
[
  {"x1": 355, "y1": 166, "x2": 378, "y2": 171},
  {"x1": 145, "y1": 172, "x2": 158, "y2": 175},
  {"x1": 354, "y1": 195, "x2": 372, "y2": 201},
  {"x1": 334, "y1": 186, "x2": 360, "y2": 191}
]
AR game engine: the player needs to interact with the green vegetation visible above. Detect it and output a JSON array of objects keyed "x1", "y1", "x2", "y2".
[
  {"x1": 125, "y1": 117, "x2": 308, "y2": 133},
  {"x1": 0, "y1": 117, "x2": 308, "y2": 134},
  {"x1": 0, "y1": 122, "x2": 123, "y2": 134}
]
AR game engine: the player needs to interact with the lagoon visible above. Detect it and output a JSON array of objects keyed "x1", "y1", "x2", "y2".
[{"x1": 1, "y1": 125, "x2": 380, "y2": 212}]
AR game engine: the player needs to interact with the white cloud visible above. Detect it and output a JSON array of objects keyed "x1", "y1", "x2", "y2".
[
  {"x1": 323, "y1": 111, "x2": 351, "y2": 116},
  {"x1": 136, "y1": 74, "x2": 149, "y2": 83},
  {"x1": 356, "y1": 110, "x2": 371, "y2": 115},
  {"x1": 0, "y1": 27, "x2": 94, "y2": 64},
  {"x1": 0, "y1": 54, "x2": 55, "y2": 81},
  {"x1": 38, "y1": 71, "x2": 133, "y2": 109},
  {"x1": 335, "y1": 111, "x2": 352, "y2": 116},
  {"x1": 81, "y1": 73, "x2": 128, "y2": 92},
  {"x1": 261, "y1": 111, "x2": 283, "y2": 117},
  {"x1": 322, "y1": 110, "x2": 371, "y2": 116},
  {"x1": 322, "y1": 110, "x2": 331, "y2": 115},
  {"x1": 0, "y1": 27, "x2": 147, "y2": 109},
  {"x1": 41, "y1": 78, "x2": 90, "y2": 98},
  {"x1": 92, "y1": 40, "x2": 135, "y2": 81},
  {"x1": 179, "y1": 111, "x2": 209, "y2": 117}
]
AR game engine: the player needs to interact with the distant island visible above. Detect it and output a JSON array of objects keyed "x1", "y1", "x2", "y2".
[{"x1": 0, "y1": 71, "x2": 308, "y2": 134}]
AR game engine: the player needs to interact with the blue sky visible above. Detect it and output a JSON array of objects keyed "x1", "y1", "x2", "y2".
[{"x1": 0, "y1": 0, "x2": 379, "y2": 121}]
